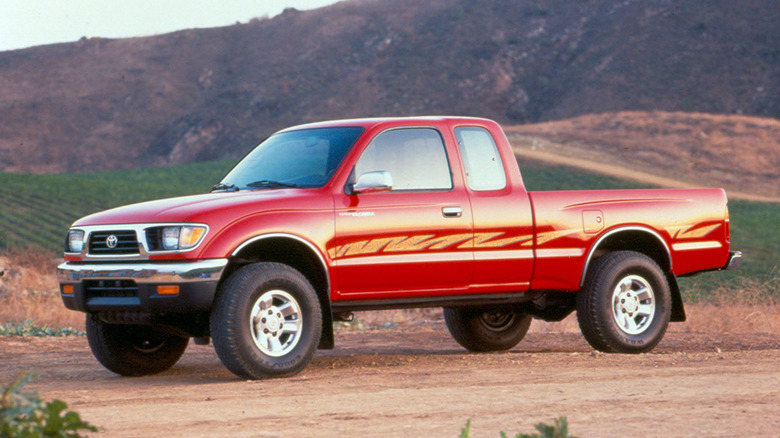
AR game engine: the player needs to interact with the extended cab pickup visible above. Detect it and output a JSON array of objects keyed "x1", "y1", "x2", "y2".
[{"x1": 58, "y1": 117, "x2": 740, "y2": 379}]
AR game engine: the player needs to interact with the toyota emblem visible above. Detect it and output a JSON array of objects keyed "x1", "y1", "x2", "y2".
[{"x1": 106, "y1": 235, "x2": 118, "y2": 249}]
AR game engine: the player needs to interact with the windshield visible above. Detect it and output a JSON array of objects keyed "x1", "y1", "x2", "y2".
[{"x1": 219, "y1": 127, "x2": 364, "y2": 190}]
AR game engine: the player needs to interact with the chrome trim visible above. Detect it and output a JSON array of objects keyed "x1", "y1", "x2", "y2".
[
  {"x1": 64, "y1": 223, "x2": 210, "y2": 260},
  {"x1": 724, "y1": 251, "x2": 742, "y2": 270},
  {"x1": 579, "y1": 226, "x2": 672, "y2": 287},
  {"x1": 442, "y1": 207, "x2": 463, "y2": 218},
  {"x1": 231, "y1": 233, "x2": 331, "y2": 293},
  {"x1": 353, "y1": 171, "x2": 393, "y2": 194},
  {"x1": 57, "y1": 258, "x2": 228, "y2": 284}
]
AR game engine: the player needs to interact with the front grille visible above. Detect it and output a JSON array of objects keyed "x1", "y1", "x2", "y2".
[
  {"x1": 83, "y1": 280, "x2": 139, "y2": 298},
  {"x1": 88, "y1": 230, "x2": 139, "y2": 255}
]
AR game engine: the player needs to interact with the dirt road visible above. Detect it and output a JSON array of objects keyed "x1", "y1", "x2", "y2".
[{"x1": 2, "y1": 322, "x2": 779, "y2": 437}]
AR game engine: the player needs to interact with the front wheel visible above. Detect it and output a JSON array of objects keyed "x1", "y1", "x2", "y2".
[
  {"x1": 85, "y1": 316, "x2": 189, "y2": 376},
  {"x1": 577, "y1": 251, "x2": 672, "y2": 353},
  {"x1": 210, "y1": 262, "x2": 322, "y2": 380},
  {"x1": 444, "y1": 307, "x2": 532, "y2": 352}
]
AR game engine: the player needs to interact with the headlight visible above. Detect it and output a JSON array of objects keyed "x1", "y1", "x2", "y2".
[
  {"x1": 66, "y1": 230, "x2": 85, "y2": 253},
  {"x1": 159, "y1": 226, "x2": 207, "y2": 250},
  {"x1": 162, "y1": 227, "x2": 180, "y2": 250}
]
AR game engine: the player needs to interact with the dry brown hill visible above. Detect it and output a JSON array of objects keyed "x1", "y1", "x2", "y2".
[
  {"x1": 506, "y1": 111, "x2": 780, "y2": 202},
  {"x1": 0, "y1": 0, "x2": 779, "y2": 173}
]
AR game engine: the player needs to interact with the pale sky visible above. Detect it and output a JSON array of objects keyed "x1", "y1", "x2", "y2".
[{"x1": 0, "y1": 0, "x2": 342, "y2": 52}]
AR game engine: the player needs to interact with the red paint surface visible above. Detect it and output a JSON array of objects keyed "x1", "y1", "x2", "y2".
[{"x1": 66, "y1": 117, "x2": 732, "y2": 301}]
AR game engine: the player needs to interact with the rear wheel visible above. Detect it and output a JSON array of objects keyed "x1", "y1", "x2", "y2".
[
  {"x1": 577, "y1": 251, "x2": 671, "y2": 353},
  {"x1": 444, "y1": 307, "x2": 532, "y2": 352},
  {"x1": 210, "y1": 262, "x2": 322, "y2": 380},
  {"x1": 86, "y1": 316, "x2": 189, "y2": 376}
]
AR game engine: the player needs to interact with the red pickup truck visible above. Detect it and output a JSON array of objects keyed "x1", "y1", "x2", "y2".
[{"x1": 58, "y1": 116, "x2": 740, "y2": 379}]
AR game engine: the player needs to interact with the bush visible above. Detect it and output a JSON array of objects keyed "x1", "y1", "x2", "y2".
[
  {"x1": 461, "y1": 417, "x2": 574, "y2": 438},
  {"x1": 0, "y1": 319, "x2": 84, "y2": 337},
  {"x1": 1, "y1": 373, "x2": 97, "y2": 437}
]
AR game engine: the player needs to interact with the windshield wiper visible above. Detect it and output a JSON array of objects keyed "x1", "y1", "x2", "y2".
[
  {"x1": 210, "y1": 182, "x2": 239, "y2": 192},
  {"x1": 246, "y1": 180, "x2": 299, "y2": 189}
]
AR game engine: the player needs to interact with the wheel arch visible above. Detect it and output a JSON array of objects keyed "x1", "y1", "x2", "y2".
[
  {"x1": 228, "y1": 233, "x2": 335, "y2": 349},
  {"x1": 580, "y1": 226, "x2": 685, "y2": 322}
]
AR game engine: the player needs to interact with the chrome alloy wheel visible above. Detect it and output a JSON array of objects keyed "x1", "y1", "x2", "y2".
[
  {"x1": 611, "y1": 275, "x2": 656, "y2": 335},
  {"x1": 249, "y1": 290, "x2": 303, "y2": 357}
]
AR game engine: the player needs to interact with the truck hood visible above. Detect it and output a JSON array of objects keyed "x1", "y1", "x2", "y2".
[{"x1": 73, "y1": 189, "x2": 318, "y2": 227}]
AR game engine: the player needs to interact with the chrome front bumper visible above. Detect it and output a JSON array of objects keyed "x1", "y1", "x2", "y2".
[
  {"x1": 57, "y1": 258, "x2": 228, "y2": 283},
  {"x1": 57, "y1": 258, "x2": 228, "y2": 313}
]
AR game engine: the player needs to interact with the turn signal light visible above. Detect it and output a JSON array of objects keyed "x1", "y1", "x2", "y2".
[
  {"x1": 61, "y1": 285, "x2": 74, "y2": 295},
  {"x1": 157, "y1": 285, "x2": 180, "y2": 296},
  {"x1": 159, "y1": 225, "x2": 207, "y2": 250}
]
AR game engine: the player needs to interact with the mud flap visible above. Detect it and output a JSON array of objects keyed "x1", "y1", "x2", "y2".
[
  {"x1": 318, "y1": 302, "x2": 335, "y2": 349},
  {"x1": 667, "y1": 273, "x2": 686, "y2": 322}
]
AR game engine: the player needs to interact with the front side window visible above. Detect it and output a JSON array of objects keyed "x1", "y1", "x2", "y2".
[
  {"x1": 221, "y1": 127, "x2": 364, "y2": 189},
  {"x1": 455, "y1": 127, "x2": 507, "y2": 191},
  {"x1": 354, "y1": 128, "x2": 452, "y2": 191}
]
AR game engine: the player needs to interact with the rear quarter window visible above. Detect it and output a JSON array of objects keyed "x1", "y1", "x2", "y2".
[{"x1": 455, "y1": 127, "x2": 507, "y2": 191}]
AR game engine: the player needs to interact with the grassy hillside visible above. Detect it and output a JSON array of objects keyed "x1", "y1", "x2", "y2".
[
  {"x1": 507, "y1": 112, "x2": 780, "y2": 202},
  {"x1": 2, "y1": 0, "x2": 779, "y2": 173},
  {"x1": 0, "y1": 160, "x2": 234, "y2": 251},
  {"x1": 1, "y1": 159, "x2": 776, "y2": 300}
]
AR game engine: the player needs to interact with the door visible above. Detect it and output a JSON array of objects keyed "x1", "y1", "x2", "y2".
[
  {"x1": 454, "y1": 125, "x2": 535, "y2": 292},
  {"x1": 333, "y1": 127, "x2": 473, "y2": 298}
]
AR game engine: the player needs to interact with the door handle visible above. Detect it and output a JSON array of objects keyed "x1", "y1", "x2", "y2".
[{"x1": 442, "y1": 207, "x2": 462, "y2": 218}]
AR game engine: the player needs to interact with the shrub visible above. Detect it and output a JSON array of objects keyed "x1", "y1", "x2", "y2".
[
  {"x1": 0, "y1": 319, "x2": 84, "y2": 337},
  {"x1": 1, "y1": 373, "x2": 97, "y2": 437},
  {"x1": 461, "y1": 417, "x2": 574, "y2": 438}
]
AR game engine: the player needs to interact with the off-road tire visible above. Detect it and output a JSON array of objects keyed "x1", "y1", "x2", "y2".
[
  {"x1": 86, "y1": 316, "x2": 189, "y2": 376},
  {"x1": 444, "y1": 307, "x2": 532, "y2": 352},
  {"x1": 577, "y1": 251, "x2": 672, "y2": 353},
  {"x1": 210, "y1": 262, "x2": 322, "y2": 380}
]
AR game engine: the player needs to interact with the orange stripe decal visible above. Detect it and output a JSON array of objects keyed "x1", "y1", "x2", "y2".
[{"x1": 331, "y1": 232, "x2": 533, "y2": 260}]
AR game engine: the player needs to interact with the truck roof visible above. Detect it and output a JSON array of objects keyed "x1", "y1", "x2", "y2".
[{"x1": 277, "y1": 115, "x2": 497, "y2": 133}]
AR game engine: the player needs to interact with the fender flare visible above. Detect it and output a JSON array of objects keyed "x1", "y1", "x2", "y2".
[
  {"x1": 579, "y1": 226, "x2": 672, "y2": 287},
  {"x1": 231, "y1": 232, "x2": 335, "y2": 349}
]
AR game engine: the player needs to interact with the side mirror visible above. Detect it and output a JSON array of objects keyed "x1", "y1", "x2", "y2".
[{"x1": 352, "y1": 171, "x2": 393, "y2": 194}]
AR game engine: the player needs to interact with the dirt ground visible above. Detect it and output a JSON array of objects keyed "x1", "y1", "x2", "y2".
[{"x1": 2, "y1": 319, "x2": 779, "y2": 438}]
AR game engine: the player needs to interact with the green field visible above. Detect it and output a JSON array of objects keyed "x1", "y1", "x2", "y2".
[
  {"x1": 0, "y1": 160, "x2": 776, "y2": 301},
  {"x1": 0, "y1": 160, "x2": 235, "y2": 252}
]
